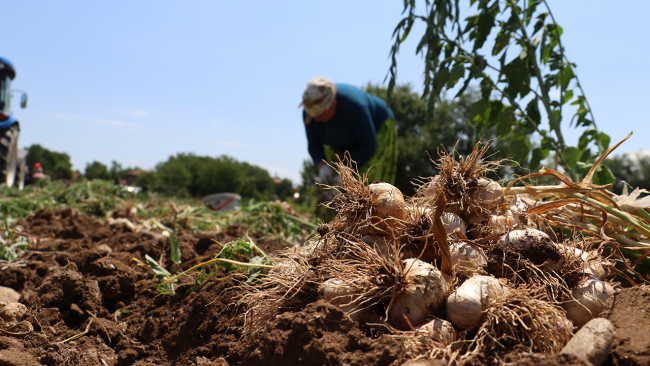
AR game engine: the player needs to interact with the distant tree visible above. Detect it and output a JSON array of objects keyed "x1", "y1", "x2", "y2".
[
  {"x1": 139, "y1": 153, "x2": 277, "y2": 200},
  {"x1": 109, "y1": 160, "x2": 123, "y2": 184},
  {"x1": 274, "y1": 178, "x2": 294, "y2": 201},
  {"x1": 25, "y1": 144, "x2": 73, "y2": 180},
  {"x1": 85, "y1": 161, "x2": 110, "y2": 180},
  {"x1": 605, "y1": 153, "x2": 650, "y2": 195}
]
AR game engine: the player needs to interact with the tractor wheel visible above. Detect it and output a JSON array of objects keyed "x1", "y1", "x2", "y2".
[{"x1": 0, "y1": 125, "x2": 19, "y2": 188}]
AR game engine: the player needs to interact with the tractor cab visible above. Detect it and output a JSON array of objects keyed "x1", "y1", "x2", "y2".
[{"x1": 0, "y1": 57, "x2": 28, "y2": 189}]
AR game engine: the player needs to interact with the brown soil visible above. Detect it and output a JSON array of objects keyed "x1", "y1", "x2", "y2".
[
  {"x1": 0, "y1": 208, "x2": 648, "y2": 366},
  {"x1": 602, "y1": 286, "x2": 650, "y2": 366}
]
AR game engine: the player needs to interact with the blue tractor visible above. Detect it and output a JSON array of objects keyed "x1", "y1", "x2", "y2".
[{"x1": 0, "y1": 57, "x2": 28, "y2": 189}]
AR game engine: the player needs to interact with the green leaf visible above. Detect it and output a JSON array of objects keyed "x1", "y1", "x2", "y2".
[
  {"x1": 496, "y1": 107, "x2": 516, "y2": 136},
  {"x1": 562, "y1": 89, "x2": 574, "y2": 104},
  {"x1": 561, "y1": 64, "x2": 575, "y2": 91},
  {"x1": 145, "y1": 254, "x2": 172, "y2": 279},
  {"x1": 216, "y1": 238, "x2": 273, "y2": 283},
  {"x1": 578, "y1": 128, "x2": 598, "y2": 151},
  {"x1": 599, "y1": 132, "x2": 611, "y2": 150},
  {"x1": 170, "y1": 234, "x2": 181, "y2": 264},
  {"x1": 529, "y1": 147, "x2": 550, "y2": 172},
  {"x1": 526, "y1": 98, "x2": 541, "y2": 126},
  {"x1": 433, "y1": 66, "x2": 450, "y2": 96},
  {"x1": 486, "y1": 100, "x2": 504, "y2": 127},
  {"x1": 563, "y1": 147, "x2": 583, "y2": 171},
  {"x1": 510, "y1": 137, "x2": 532, "y2": 162},
  {"x1": 472, "y1": 1, "x2": 499, "y2": 50},
  {"x1": 447, "y1": 63, "x2": 465, "y2": 89},
  {"x1": 502, "y1": 56, "x2": 530, "y2": 99},
  {"x1": 186, "y1": 268, "x2": 206, "y2": 294},
  {"x1": 593, "y1": 165, "x2": 616, "y2": 186},
  {"x1": 469, "y1": 100, "x2": 488, "y2": 125},
  {"x1": 492, "y1": 29, "x2": 510, "y2": 56}
]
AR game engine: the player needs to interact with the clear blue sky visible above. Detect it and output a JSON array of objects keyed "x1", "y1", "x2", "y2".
[{"x1": 3, "y1": 1, "x2": 649, "y2": 184}]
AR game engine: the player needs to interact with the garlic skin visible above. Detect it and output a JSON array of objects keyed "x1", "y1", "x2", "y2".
[
  {"x1": 319, "y1": 279, "x2": 377, "y2": 323},
  {"x1": 361, "y1": 234, "x2": 390, "y2": 256},
  {"x1": 488, "y1": 210, "x2": 517, "y2": 232},
  {"x1": 476, "y1": 178, "x2": 503, "y2": 205},
  {"x1": 367, "y1": 183, "x2": 407, "y2": 236},
  {"x1": 446, "y1": 275, "x2": 510, "y2": 329},
  {"x1": 442, "y1": 212, "x2": 467, "y2": 239},
  {"x1": 424, "y1": 175, "x2": 441, "y2": 199},
  {"x1": 414, "y1": 317, "x2": 456, "y2": 345},
  {"x1": 450, "y1": 242, "x2": 487, "y2": 275},
  {"x1": 563, "y1": 247, "x2": 608, "y2": 280},
  {"x1": 498, "y1": 228, "x2": 553, "y2": 249},
  {"x1": 388, "y1": 259, "x2": 451, "y2": 330},
  {"x1": 562, "y1": 278, "x2": 614, "y2": 328},
  {"x1": 497, "y1": 228, "x2": 564, "y2": 272}
]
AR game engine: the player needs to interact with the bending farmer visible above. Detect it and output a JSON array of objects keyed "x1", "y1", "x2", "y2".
[{"x1": 300, "y1": 77, "x2": 398, "y2": 185}]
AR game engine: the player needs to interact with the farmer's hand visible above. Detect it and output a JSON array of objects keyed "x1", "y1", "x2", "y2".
[{"x1": 318, "y1": 164, "x2": 334, "y2": 184}]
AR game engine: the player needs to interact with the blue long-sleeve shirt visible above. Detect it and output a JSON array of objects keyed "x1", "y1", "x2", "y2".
[{"x1": 304, "y1": 83, "x2": 394, "y2": 168}]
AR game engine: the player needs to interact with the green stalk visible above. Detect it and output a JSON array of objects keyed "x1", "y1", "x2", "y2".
[{"x1": 567, "y1": 193, "x2": 650, "y2": 237}]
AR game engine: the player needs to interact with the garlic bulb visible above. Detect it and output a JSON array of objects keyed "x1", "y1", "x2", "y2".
[
  {"x1": 497, "y1": 228, "x2": 564, "y2": 272},
  {"x1": 366, "y1": 183, "x2": 408, "y2": 236},
  {"x1": 319, "y1": 279, "x2": 377, "y2": 323},
  {"x1": 488, "y1": 210, "x2": 517, "y2": 232},
  {"x1": 446, "y1": 275, "x2": 510, "y2": 329},
  {"x1": 388, "y1": 259, "x2": 451, "y2": 330},
  {"x1": 361, "y1": 234, "x2": 390, "y2": 256},
  {"x1": 442, "y1": 212, "x2": 467, "y2": 239},
  {"x1": 562, "y1": 278, "x2": 614, "y2": 327},
  {"x1": 450, "y1": 242, "x2": 488, "y2": 275},
  {"x1": 414, "y1": 317, "x2": 456, "y2": 345},
  {"x1": 563, "y1": 246, "x2": 608, "y2": 279},
  {"x1": 476, "y1": 178, "x2": 503, "y2": 206}
]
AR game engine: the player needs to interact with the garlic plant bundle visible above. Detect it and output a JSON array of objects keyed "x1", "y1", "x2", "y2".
[
  {"x1": 414, "y1": 317, "x2": 456, "y2": 345},
  {"x1": 450, "y1": 242, "x2": 488, "y2": 275},
  {"x1": 367, "y1": 183, "x2": 408, "y2": 236},
  {"x1": 497, "y1": 228, "x2": 564, "y2": 272},
  {"x1": 446, "y1": 275, "x2": 510, "y2": 329},
  {"x1": 388, "y1": 259, "x2": 452, "y2": 330},
  {"x1": 561, "y1": 278, "x2": 614, "y2": 327}
]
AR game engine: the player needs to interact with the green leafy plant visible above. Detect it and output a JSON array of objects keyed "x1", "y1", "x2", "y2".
[
  {"x1": 388, "y1": 0, "x2": 614, "y2": 183},
  {"x1": 144, "y1": 254, "x2": 177, "y2": 296},
  {"x1": 0, "y1": 219, "x2": 34, "y2": 262},
  {"x1": 215, "y1": 238, "x2": 273, "y2": 284}
]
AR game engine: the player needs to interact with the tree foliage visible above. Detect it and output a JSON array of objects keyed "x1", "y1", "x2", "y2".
[
  {"x1": 85, "y1": 161, "x2": 110, "y2": 180},
  {"x1": 137, "y1": 153, "x2": 292, "y2": 200},
  {"x1": 605, "y1": 152, "x2": 650, "y2": 195},
  {"x1": 25, "y1": 144, "x2": 73, "y2": 180},
  {"x1": 388, "y1": 0, "x2": 614, "y2": 184}
]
